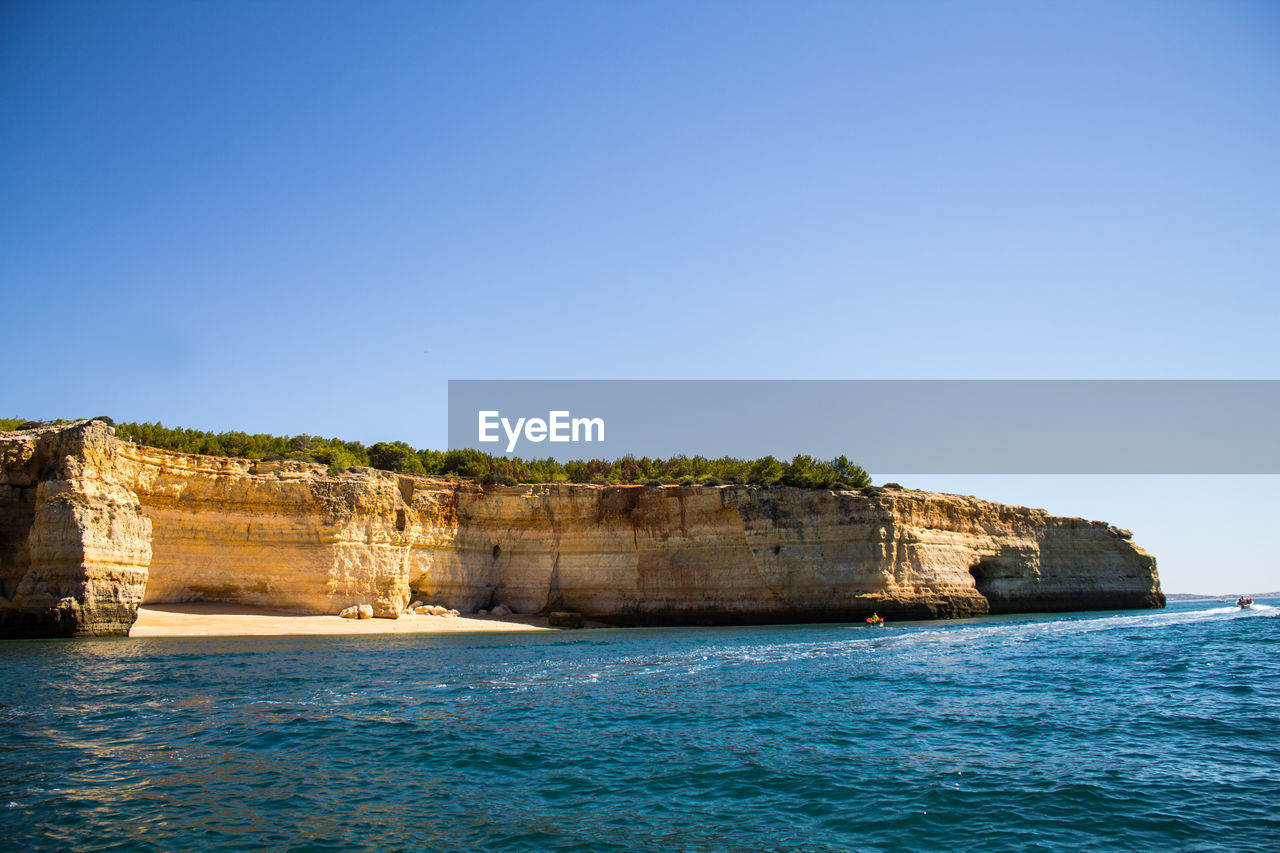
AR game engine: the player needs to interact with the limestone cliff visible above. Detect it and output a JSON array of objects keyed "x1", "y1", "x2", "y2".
[
  {"x1": 0, "y1": 422, "x2": 151, "y2": 636},
  {"x1": 425, "y1": 483, "x2": 1162, "y2": 623},
  {"x1": 0, "y1": 421, "x2": 1163, "y2": 637}
]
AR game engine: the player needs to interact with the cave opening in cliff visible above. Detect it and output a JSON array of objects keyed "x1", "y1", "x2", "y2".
[
  {"x1": 492, "y1": 544, "x2": 501, "y2": 560},
  {"x1": 968, "y1": 560, "x2": 996, "y2": 598},
  {"x1": 395, "y1": 509, "x2": 406, "y2": 532}
]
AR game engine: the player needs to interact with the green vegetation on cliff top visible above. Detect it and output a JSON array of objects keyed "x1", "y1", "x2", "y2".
[{"x1": 1, "y1": 417, "x2": 873, "y2": 491}]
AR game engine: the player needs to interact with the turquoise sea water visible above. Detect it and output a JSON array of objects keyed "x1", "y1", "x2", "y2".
[{"x1": 2, "y1": 600, "x2": 1277, "y2": 852}]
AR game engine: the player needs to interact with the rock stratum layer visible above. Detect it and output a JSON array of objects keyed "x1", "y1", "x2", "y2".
[{"x1": 1, "y1": 421, "x2": 1163, "y2": 637}]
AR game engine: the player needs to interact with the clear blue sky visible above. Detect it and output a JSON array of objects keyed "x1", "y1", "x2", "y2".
[{"x1": 2, "y1": 1, "x2": 1277, "y2": 592}]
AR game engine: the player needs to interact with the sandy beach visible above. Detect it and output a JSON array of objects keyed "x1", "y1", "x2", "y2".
[{"x1": 130, "y1": 602, "x2": 558, "y2": 637}]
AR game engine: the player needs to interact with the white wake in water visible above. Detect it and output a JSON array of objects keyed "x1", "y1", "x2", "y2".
[
  {"x1": 475, "y1": 602, "x2": 1280, "y2": 686},
  {"x1": 781, "y1": 601, "x2": 1280, "y2": 667},
  {"x1": 419, "y1": 601, "x2": 1280, "y2": 693}
]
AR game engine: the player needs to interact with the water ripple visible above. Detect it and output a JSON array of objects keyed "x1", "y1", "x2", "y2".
[{"x1": 2, "y1": 601, "x2": 1278, "y2": 851}]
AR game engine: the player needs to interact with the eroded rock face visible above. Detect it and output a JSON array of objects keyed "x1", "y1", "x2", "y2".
[
  {"x1": 0, "y1": 422, "x2": 1163, "y2": 638},
  {"x1": 415, "y1": 483, "x2": 1162, "y2": 624},
  {"x1": 0, "y1": 422, "x2": 151, "y2": 637},
  {"x1": 115, "y1": 449, "x2": 413, "y2": 619}
]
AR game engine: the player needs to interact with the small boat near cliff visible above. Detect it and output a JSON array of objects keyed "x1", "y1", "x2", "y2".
[
  {"x1": 1236, "y1": 596, "x2": 1254, "y2": 609},
  {"x1": 866, "y1": 613, "x2": 885, "y2": 627}
]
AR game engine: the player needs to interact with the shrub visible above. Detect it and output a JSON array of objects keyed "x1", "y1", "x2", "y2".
[
  {"x1": 17, "y1": 417, "x2": 875, "y2": 494},
  {"x1": 441, "y1": 448, "x2": 491, "y2": 480},
  {"x1": 368, "y1": 441, "x2": 426, "y2": 475}
]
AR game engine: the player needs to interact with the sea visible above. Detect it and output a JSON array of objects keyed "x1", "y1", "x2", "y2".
[{"x1": 2, "y1": 599, "x2": 1277, "y2": 852}]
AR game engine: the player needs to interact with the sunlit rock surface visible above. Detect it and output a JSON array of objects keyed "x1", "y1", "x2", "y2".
[{"x1": 0, "y1": 421, "x2": 1163, "y2": 637}]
